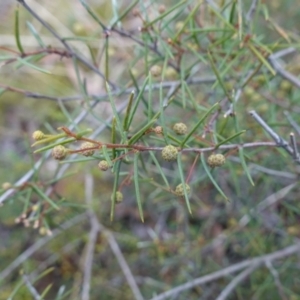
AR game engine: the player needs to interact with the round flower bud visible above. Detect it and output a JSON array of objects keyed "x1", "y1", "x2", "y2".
[
  {"x1": 158, "y1": 4, "x2": 166, "y2": 14},
  {"x1": 32, "y1": 205, "x2": 39, "y2": 212},
  {"x1": 154, "y1": 126, "x2": 163, "y2": 134},
  {"x1": 111, "y1": 191, "x2": 123, "y2": 203},
  {"x1": 207, "y1": 153, "x2": 226, "y2": 167},
  {"x1": 80, "y1": 142, "x2": 95, "y2": 156},
  {"x1": 132, "y1": 8, "x2": 140, "y2": 17},
  {"x1": 173, "y1": 123, "x2": 187, "y2": 135},
  {"x1": 150, "y1": 65, "x2": 162, "y2": 77},
  {"x1": 32, "y1": 130, "x2": 45, "y2": 141},
  {"x1": 175, "y1": 183, "x2": 191, "y2": 197},
  {"x1": 165, "y1": 67, "x2": 178, "y2": 79},
  {"x1": 162, "y1": 145, "x2": 178, "y2": 161},
  {"x1": 98, "y1": 160, "x2": 109, "y2": 171},
  {"x1": 2, "y1": 182, "x2": 12, "y2": 190},
  {"x1": 175, "y1": 21, "x2": 185, "y2": 32},
  {"x1": 280, "y1": 80, "x2": 293, "y2": 92},
  {"x1": 52, "y1": 145, "x2": 68, "y2": 160},
  {"x1": 39, "y1": 227, "x2": 47, "y2": 235}
]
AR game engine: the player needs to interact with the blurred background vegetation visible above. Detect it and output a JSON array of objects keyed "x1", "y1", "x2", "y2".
[{"x1": 1, "y1": 0, "x2": 300, "y2": 299}]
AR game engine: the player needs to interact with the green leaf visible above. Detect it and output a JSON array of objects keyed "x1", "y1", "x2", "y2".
[
  {"x1": 248, "y1": 43, "x2": 276, "y2": 76},
  {"x1": 123, "y1": 91, "x2": 135, "y2": 132},
  {"x1": 40, "y1": 283, "x2": 53, "y2": 298},
  {"x1": 173, "y1": 2, "x2": 201, "y2": 41},
  {"x1": 149, "y1": 151, "x2": 170, "y2": 188},
  {"x1": 177, "y1": 152, "x2": 192, "y2": 214},
  {"x1": 79, "y1": 0, "x2": 106, "y2": 29},
  {"x1": 102, "y1": 145, "x2": 113, "y2": 167},
  {"x1": 111, "y1": 117, "x2": 117, "y2": 159},
  {"x1": 215, "y1": 130, "x2": 246, "y2": 148},
  {"x1": 133, "y1": 152, "x2": 144, "y2": 222},
  {"x1": 128, "y1": 118, "x2": 157, "y2": 145},
  {"x1": 106, "y1": 82, "x2": 127, "y2": 142},
  {"x1": 239, "y1": 147, "x2": 255, "y2": 186},
  {"x1": 200, "y1": 152, "x2": 228, "y2": 200},
  {"x1": 16, "y1": 57, "x2": 51, "y2": 74},
  {"x1": 26, "y1": 21, "x2": 45, "y2": 47},
  {"x1": 110, "y1": 160, "x2": 121, "y2": 221},
  {"x1": 33, "y1": 138, "x2": 73, "y2": 154},
  {"x1": 181, "y1": 102, "x2": 219, "y2": 148},
  {"x1": 15, "y1": 5, "x2": 24, "y2": 54},
  {"x1": 127, "y1": 76, "x2": 150, "y2": 128},
  {"x1": 145, "y1": 0, "x2": 187, "y2": 27},
  {"x1": 110, "y1": 0, "x2": 139, "y2": 27},
  {"x1": 31, "y1": 184, "x2": 60, "y2": 210},
  {"x1": 207, "y1": 51, "x2": 232, "y2": 102}
]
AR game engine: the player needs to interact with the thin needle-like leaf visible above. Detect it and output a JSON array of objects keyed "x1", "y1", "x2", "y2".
[
  {"x1": 181, "y1": 102, "x2": 219, "y2": 147},
  {"x1": 26, "y1": 21, "x2": 45, "y2": 47},
  {"x1": 177, "y1": 152, "x2": 192, "y2": 214},
  {"x1": 134, "y1": 152, "x2": 144, "y2": 222},
  {"x1": 123, "y1": 91, "x2": 135, "y2": 132},
  {"x1": 215, "y1": 130, "x2": 246, "y2": 148},
  {"x1": 111, "y1": 117, "x2": 117, "y2": 159},
  {"x1": 31, "y1": 185, "x2": 60, "y2": 210},
  {"x1": 15, "y1": 5, "x2": 24, "y2": 54},
  {"x1": 239, "y1": 147, "x2": 255, "y2": 186},
  {"x1": 201, "y1": 152, "x2": 228, "y2": 200},
  {"x1": 16, "y1": 57, "x2": 51, "y2": 74},
  {"x1": 127, "y1": 76, "x2": 150, "y2": 128},
  {"x1": 106, "y1": 82, "x2": 127, "y2": 142},
  {"x1": 110, "y1": 160, "x2": 121, "y2": 221}
]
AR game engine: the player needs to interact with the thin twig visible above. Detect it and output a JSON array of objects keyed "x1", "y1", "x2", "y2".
[
  {"x1": 290, "y1": 133, "x2": 300, "y2": 162},
  {"x1": 284, "y1": 111, "x2": 300, "y2": 136},
  {"x1": 249, "y1": 110, "x2": 297, "y2": 162},
  {"x1": 268, "y1": 48, "x2": 300, "y2": 89},
  {"x1": 0, "y1": 76, "x2": 218, "y2": 102},
  {"x1": 215, "y1": 264, "x2": 259, "y2": 300},
  {"x1": 104, "y1": 228, "x2": 144, "y2": 300},
  {"x1": 265, "y1": 260, "x2": 288, "y2": 300},
  {"x1": 246, "y1": 0, "x2": 259, "y2": 23},
  {"x1": 229, "y1": 156, "x2": 297, "y2": 179},
  {"x1": 16, "y1": 0, "x2": 116, "y2": 88},
  {"x1": 150, "y1": 243, "x2": 300, "y2": 300},
  {"x1": 22, "y1": 272, "x2": 42, "y2": 300}
]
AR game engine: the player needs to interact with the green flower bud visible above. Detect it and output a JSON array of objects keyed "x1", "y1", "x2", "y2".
[
  {"x1": 150, "y1": 65, "x2": 162, "y2": 77},
  {"x1": 173, "y1": 123, "x2": 187, "y2": 135},
  {"x1": 52, "y1": 145, "x2": 68, "y2": 160},
  {"x1": 80, "y1": 142, "x2": 95, "y2": 156},
  {"x1": 175, "y1": 183, "x2": 191, "y2": 197},
  {"x1": 207, "y1": 154, "x2": 226, "y2": 167},
  {"x1": 98, "y1": 160, "x2": 109, "y2": 171},
  {"x1": 162, "y1": 145, "x2": 178, "y2": 161},
  {"x1": 32, "y1": 130, "x2": 45, "y2": 141},
  {"x1": 111, "y1": 191, "x2": 123, "y2": 203}
]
